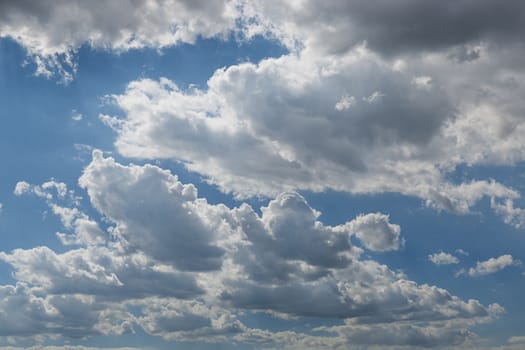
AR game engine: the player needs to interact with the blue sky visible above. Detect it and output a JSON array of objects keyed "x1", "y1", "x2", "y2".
[{"x1": 1, "y1": 1, "x2": 525, "y2": 349}]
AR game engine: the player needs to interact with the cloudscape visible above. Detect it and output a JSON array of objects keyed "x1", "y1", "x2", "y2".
[{"x1": 1, "y1": 1, "x2": 525, "y2": 349}]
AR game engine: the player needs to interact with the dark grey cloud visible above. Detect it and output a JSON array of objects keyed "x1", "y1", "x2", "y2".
[{"x1": 249, "y1": 0, "x2": 525, "y2": 57}]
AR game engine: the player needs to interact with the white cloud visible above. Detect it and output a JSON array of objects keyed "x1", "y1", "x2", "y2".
[
  {"x1": 1, "y1": 153, "x2": 504, "y2": 347},
  {"x1": 334, "y1": 95, "x2": 356, "y2": 111},
  {"x1": 71, "y1": 110, "x2": 83, "y2": 121},
  {"x1": 5, "y1": 1, "x2": 525, "y2": 228},
  {"x1": 2, "y1": 1, "x2": 525, "y2": 348},
  {"x1": 105, "y1": 50, "x2": 521, "y2": 219},
  {"x1": 491, "y1": 198, "x2": 525, "y2": 229},
  {"x1": 0, "y1": 0, "x2": 241, "y2": 82},
  {"x1": 468, "y1": 255, "x2": 519, "y2": 277},
  {"x1": 429, "y1": 252, "x2": 460, "y2": 266},
  {"x1": 13, "y1": 181, "x2": 31, "y2": 196},
  {"x1": 3, "y1": 0, "x2": 525, "y2": 83},
  {"x1": 0, "y1": 283, "x2": 133, "y2": 339},
  {"x1": 347, "y1": 213, "x2": 402, "y2": 252}
]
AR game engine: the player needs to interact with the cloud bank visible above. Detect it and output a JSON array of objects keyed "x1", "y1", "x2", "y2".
[{"x1": 0, "y1": 152, "x2": 504, "y2": 347}]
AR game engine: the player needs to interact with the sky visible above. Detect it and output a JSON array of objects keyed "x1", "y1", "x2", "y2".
[{"x1": 1, "y1": 1, "x2": 525, "y2": 349}]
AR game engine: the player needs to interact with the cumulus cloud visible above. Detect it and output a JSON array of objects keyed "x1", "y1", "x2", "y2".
[
  {"x1": 104, "y1": 49, "x2": 522, "y2": 218},
  {"x1": 347, "y1": 213, "x2": 402, "y2": 252},
  {"x1": 0, "y1": 283, "x2": 133, "y2": 339},
  {"x1": 78, "y1": 150, "x2": 230, "y2": 272},
  {"x1": 1, "y1": 153, "x2": 503, "y2": 347},
  {"x1": 3, "y1": 0, "x2": 525, "y2": 83},
  {"x1": 429, "y1": 252, "x2": 460, "y2": 266},
  {"x1": 0, "y1": 0, "x2": 241, "y2": 82},
  {"x1": 2, "y1": 1, "x2": 525, "y2": 348},
  {"x1": 467, "y1": 255, "x2": 519, "y2": 277},
  {"x1": 5, "y1": 1, "x2": 525, "y2": 225},
  {"x1": 491, "y1": 198, "x2": 525, "y2": 229}
]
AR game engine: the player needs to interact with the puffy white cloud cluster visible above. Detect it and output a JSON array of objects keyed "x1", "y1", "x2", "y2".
[
  {"x1": 0, "y1": 0, "x2": 240, "y2": 82},
  {"x1": 0, "y1": 153, "x2": 503, "y2": 347},
  {"x1": 429, "y1": 252, "x2": 460, "y2": 266},
  {"x1": 3, "y1": 0, "x2": 525, "y2": 222},
  {"x1": 2, "y1": 1, "x2": 525, "y2": 348},
  {"x1": 103, "y1": 49, "x2": 523, "y2": 217},
  {"x1": 347, "y1": 213, "x2": 402, "y2": 252},
  {"x1": 467, "y1": 255, "x2": 519, "y2": 277}
]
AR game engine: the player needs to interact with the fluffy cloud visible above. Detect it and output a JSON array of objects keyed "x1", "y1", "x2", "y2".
[
  {"x1": 0, "y1": 283, "x2": 133, "y2": 339},
  {"x1": 467, "y1": 255, "x2": 519, "y2": 277},
  {"x1": 347, "y1": 213, "x2": 402, "y2": 252},
  {"x1": 5, "y1": 1, "x2": 525, "y2": 223},
  {"x1": 0, "y1": 246, "x2": 204, "y2": 300},
  {"x1": 78, "y1": 150, "x2": 230, "y2": 272},
  {"x1": 2, "y1": 1, "x2": 524, "y2": 348},
  {"x1": 0, "y1": 0, "x2": 241, "y2": 82},
  {"x1": 491, "y1": 198, "x2": 525, "y2": 229},
  {"x1": 104, "y1": 48, "x2": 522, "y2": 218},
  {"x1": 1, "y1": 153, "x2": 503, "y2": 347},
  {"x1": 3, "y1": 0, "x2": 525, "y2": 83},
  {"x1": 70, "y1": 1, "x2": 524, "y2": 223},
  {"x1": 429, "y1": 252, "x2": 460, "y2": 266}
]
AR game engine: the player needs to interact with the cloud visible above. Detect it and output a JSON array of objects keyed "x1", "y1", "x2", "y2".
[
  {"x1": 5, "y1": 2, "x2": 525, "y2": 225},
  {"x1": 0, "y1": 283, "x2": 133, "y2": 339},
  {"x1": 246, "y1": 0, "x2": 525, "y2": 57},
  {"x1": 491, "y1": 198, "x2": 525, "y2": 229},
  {"x1": 1, "y1": 153, "x2": 504, "y2": 347},
  {"x1": 0, "y1": 246, "x2": 204, "y2": 300},
  {"x1": 13, "y1": 181, "x2": 31, "y2": 196},
  {"x1": 0, "y1": 0, "x2": 241, "y2": 82},
  {"x1": 3, "y1": 0, "x2": 525, "y2": 83},
  {"x1": 0, "y1": 345, "x2": 138, "y2": 350},
  {"x1": 429, "y1": 252, "x2": 460, "y2": 266},
  {"x1": 2, "y1": 2, "x2": 525, "y2": 348},
  {"x1": 467, "y1": 255, "x2": 519, "y2": 277},
  {"x1": 71, "y1": 110, "x2": 82, "y2": 121},
  {"x1": 78, "y1": 150, "x2": 230, "y2": 272},
  {"x1": 347, "y1": 213, "x2": 402, "y2": 252},
  {"x1": 104, "y1": 49, "x2": 521, "y2": 219}
]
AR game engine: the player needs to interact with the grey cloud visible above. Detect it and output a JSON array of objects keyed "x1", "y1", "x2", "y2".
[
  {"x1": 3, "y1": 154, "x2": 505, "y2": 346},
  {"x1": 248, "y1": 0, "x2": 525, "y2": 56},
  {"x1": 0, "y1": 283, "x2": 132, "y2": 339},
  {"x1": 137, "y1": 299, "x2": 245, "y2": 341},
  {"x1": 0, "y1": 246, "x2": 204, "y2": 300},
  {"x1": 107, "y1": 53, "x2": 520, "y2": 216},
  {"x1": 224, "y1": 257, "x2": 491, "y2": 322},
  {"x1": 3, "y1": 0, "x2": 525, "y2": 84},
  {"x1": 232, "y1": 192, "x2": 355, "y2": 284},
  {"x1": 0, "y1": 0, "x2": 240, "y2": 82},
  {"x1": 79, "y1": 150, "x2": 227, "y2": 271},
  {"x1": 108, "y1": 54, "x2": 455, "y2": 198},
  {"x1": 347, "y1": 213, "x2": 402, "y2": 252}
]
